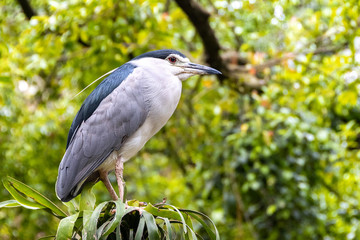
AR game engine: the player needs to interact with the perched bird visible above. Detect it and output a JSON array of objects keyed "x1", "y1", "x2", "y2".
[{"x1": 56, "y1": 49, "x2": 221, "y2": 202}]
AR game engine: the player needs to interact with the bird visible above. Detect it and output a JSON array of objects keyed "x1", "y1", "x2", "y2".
[{"x1": 56, "y1": 49, "x2": 221, "y2": 202}]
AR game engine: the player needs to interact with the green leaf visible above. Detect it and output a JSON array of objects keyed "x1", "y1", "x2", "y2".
[
  {"x1": 338, "y1": 90, "x2": 357, "y2": 106},
  {"x1": 168, "y1": 220, "x2": 198, "y2": 239},
  {"x1": 163, "y1": 217, "x2": 173, "y2": 240},
  {"x1": 134, "y1": 215, "x2": 145, "y2": 240},
  {"x1": 115, "y1": 225, "x2": 122, "y2": 240},
  {"x1": 64, "y1": 199, "x2": 79, "y2": 215},
  {"x1": 266, "y1": 204, "x2": 277, "y2": 215},
  {"x1": 144, "y1": 204, "x2": 194, "y2": 236},
  {"x1": 183, "y1": 213, "x2": 194, "y2": 230},
  {"x1": 56, "y1": 212, "x2": 80, "y2": 240},
  {"x1": 185, "y1": 224, "x2": 197, "y2": 240},
  {"x1": 186, "y1": 212, "x2": 213, "y2": 239},
  {"x1": 142, "y1": 211, "x2": 160, "y2": 240},
  {"x1": 144, "y1": 203, "x2": 183, "y2": 222},
  {"x1": 163, "y1": 204, "x2": 188, "y2": 234},
  {"x1": 100, "y1": 199, "x2": 126, "y2": 239},
  {"x1": 82, "y1": 210, "x2": 92, "y2": 238},
  {"x1": 83, "y1": 202, "x2": 107, "y2": 240},
  {"x1": 3, "y1": 177, "x2": 45, "y2": 210},
  {"x1": 96, "y1": 221, "x2": 109, "y2": 239},
  {"x1": 129, "y1": 229, "x2": 134, "y2": 240},
  {"x1": 181, "y1": 209, "x2": 220, "y2": 240},
  {"x1": 127, "y1": 199, "x2": 141, "y2": 207},
  {"x1": 3, "y1": 176, "x2": 67, "y2": 217},
  {"x1": 79, "y1": 183, "x2": 96, "y2": 211},
  {"x1": 0, "y1": 76, "x2": 11, "y2": 84},
  {"x1": 183, "y1": 213, "x2": 196, "y2": 240},
  {"x1": 0, "y1": 199, "x2": 21, "y2": 208}
]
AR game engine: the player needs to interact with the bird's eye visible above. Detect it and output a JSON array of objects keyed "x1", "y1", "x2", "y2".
[{"x1": 167, "y1": 56, "x2": 177, "y2": 63}]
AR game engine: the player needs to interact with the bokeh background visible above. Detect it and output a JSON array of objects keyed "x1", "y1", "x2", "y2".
[{"x1": 1, "y1": 0, "x2": 360, "y2": 239}]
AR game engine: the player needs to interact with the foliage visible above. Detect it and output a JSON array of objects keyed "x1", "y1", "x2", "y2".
[
  {"x1": 1, "y1": 0, "x2": 360, "y2": 239},
  {"x1": 0, "y1": 176, "x2": 219, "y2": 239}
]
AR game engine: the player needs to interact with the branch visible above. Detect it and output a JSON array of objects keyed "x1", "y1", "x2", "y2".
[
  {"x1": 175, "y1": 0, "x2": 351, "y2": 93},
  {"x1": 174, "y1": 0, "x2": 229, "y2": 79},
  {"x1": 219, "y1": 43, "x2": 350, "y2": 93},
  {"x1": 16, "y1": 0, "x2": 37, "y2": 20}
]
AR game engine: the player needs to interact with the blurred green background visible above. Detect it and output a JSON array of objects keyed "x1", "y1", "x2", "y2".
[{"x1": 1, "y1": 0, "x2": 360, "y2": 239}]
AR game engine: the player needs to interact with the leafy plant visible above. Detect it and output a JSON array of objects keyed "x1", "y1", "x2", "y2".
[{"x1": 1, "y1": 176, "x2": 219, "y2": 239}]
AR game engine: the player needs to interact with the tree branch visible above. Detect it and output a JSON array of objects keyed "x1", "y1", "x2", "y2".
[
  {"x1": 175, "y1": 0, "x2": 351, "y2": 93},
  {"x1": 16, "y1": 0, "x2": 37, "y2": 20},
  {"x1": 174, "y1": 0, "x2": 229, "y2": 79}
]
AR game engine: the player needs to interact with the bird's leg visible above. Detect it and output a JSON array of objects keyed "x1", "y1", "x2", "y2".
[
  {"x1": 99, "y1": 170, "x2": 118, "y2": 201},
  {"x1": 115, "y1": 156, "x2": 126, "y2": 203}
]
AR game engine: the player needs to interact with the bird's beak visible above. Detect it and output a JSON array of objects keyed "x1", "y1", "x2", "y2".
[{"x1": 184, "y1": 62, "x2": 222, "y2": 75}]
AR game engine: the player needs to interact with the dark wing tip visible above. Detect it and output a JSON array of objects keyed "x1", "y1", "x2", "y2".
[{"x1": 55, "y1": 174, "x2": 75, "y2": 202}]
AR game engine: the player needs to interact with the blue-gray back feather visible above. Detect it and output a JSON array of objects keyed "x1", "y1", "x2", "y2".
[{"x1": 66, "y1": 63, "x2": 137, "y2": 148}]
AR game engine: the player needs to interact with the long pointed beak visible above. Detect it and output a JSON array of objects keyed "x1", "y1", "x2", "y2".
[{"x1": 184, "y1": 62, "x2": 222, "y2": 75}]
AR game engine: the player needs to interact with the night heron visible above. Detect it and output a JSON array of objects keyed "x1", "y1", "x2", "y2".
[{"x1": 56, "y1": 49, "x2": 221, "y2": 202}]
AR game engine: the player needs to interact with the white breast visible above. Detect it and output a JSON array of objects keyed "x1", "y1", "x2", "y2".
[
  {"x1": 99, "y1": 60, "x2": 183, "y2": 172},
  {"x1": 119, "y1": 62, "x2": 183, "y2": 160}
]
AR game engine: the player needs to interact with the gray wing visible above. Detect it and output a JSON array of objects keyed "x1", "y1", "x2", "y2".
[{"x1": 56, "y1": 74, "x2": 148, "y2": 202}]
